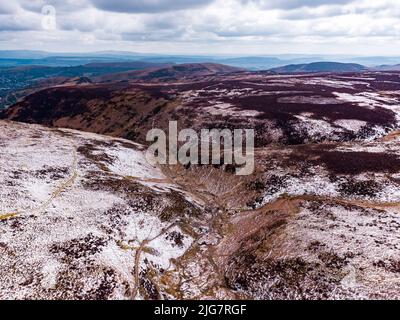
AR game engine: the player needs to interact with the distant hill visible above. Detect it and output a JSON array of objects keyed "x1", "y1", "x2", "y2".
[
  {"x1": 97, "y1": 63, "x2": 243, "y2": 82},
  {"x1": 0, "y1": 61, "x2": 164, "y2": 109},
  {"x1": 2, "y1": 50, "x2": 400, "y2": 70},
  {"x1": 0, "y1": 61, "x2": 164, "y2": 80},
  {"x1": 61, "y1": 76, "x2": 93, "y2": 85},
  {"x1": 269, "y1": 62, "x2": 368, "y2": 73},
  {"x1": 374, "y1": 64, "x2": 400, "y2": 71},
  {"x1": 217, "y1": 57, "x2": 285, "y2": 70},
  {"x1": 0, "y1": 50, "x2": 50, "y2": 59}
]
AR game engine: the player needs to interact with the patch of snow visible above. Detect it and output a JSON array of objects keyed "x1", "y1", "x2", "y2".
[
  {"x1": 278, "y1": 96, "x2": 341, "y2": 105},
  {"x1": 334, "y1": 119, "x2": 367, "y2": 132}
]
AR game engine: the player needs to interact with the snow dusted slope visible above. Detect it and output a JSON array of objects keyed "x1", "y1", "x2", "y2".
[
  {"x1": 0, "y1": 120, "x2": 202, "y2": 299},
  {"x1": 1, "y1": 119, "x2": 400, "y2": 300}
]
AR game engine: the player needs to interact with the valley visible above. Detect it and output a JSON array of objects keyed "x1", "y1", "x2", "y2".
[{"x1": 1, "y1": 63, "x2": 400, "y2": 299}]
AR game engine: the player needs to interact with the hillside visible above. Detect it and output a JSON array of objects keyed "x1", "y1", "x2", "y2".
[
  {"x1": 0, "y1": 83, "x2": 175, "y2": 143},
  {"x1": 3, "y1": 70, "x2": 400, "y2": 146},
  {"x1": 1, "y1": 119, "x2": 400, "y2": 299},
  {"x1": 0, "y1": 120, "x2": 203, "y2": 299},
  {"x1": 0, "y1": 61, "x2": 164, "y2": 109},
  {"x1": 96, "y1": 63, "x2": 243, "y2": 82}
]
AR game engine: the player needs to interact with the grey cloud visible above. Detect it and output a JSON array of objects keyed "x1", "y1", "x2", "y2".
[
  {"x1": 212, "y1": 26, "x2": 284, "y2": 38},
  {"x1": 2, "y1": 0, "x2": 400, "y2": 53},
  {"x1": 242, "y1": 0, "x2": 355, "y2": 10},
  {"x1": 0, "y1": 2, "x2": 18, "y2": 14},
  {"x1": 0, "y1": 16, "x2": 41, "y2": 31},
  {"x1": 19, "y1": 0, "x2": 89, "y2": 13},
  {"x1": 59, "y1": 19, "x2": 97, "y2": 33},
  {"x1": 90, "y1": 0, "x2": 214, "y2": 13}
]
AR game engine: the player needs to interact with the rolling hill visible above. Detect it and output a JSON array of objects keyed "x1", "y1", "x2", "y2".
[
  {"x1": 96, "y1": 63, "x2": 244, "y2": 82},
  {"x1": 0, "y1": 61, "x2": 166, "y2": 109},
  {"x1": 3, "y1": 67, "x2": 400, "y2": 147},
  {"x1": 375, "y1": 64, "x2": 400, "y2": 71},
  {"x1": 1, "y1": 65, "x2": 400, "y2": 299}
]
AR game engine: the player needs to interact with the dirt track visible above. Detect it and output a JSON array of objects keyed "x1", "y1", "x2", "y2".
[{"x1": 0, "y1": 133, "x2": 78, "y2": 220}]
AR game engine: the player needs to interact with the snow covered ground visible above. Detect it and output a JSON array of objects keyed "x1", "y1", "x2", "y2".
[{"x1": 0, "y1": 120, "x2": 201, "y2": 299}]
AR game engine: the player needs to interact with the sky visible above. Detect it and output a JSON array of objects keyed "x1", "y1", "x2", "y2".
[{"x1": 1, "y1": 0, "x2": 400, "y2": 55}]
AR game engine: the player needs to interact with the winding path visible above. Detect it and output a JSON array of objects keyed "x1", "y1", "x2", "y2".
[{"x1": 0, "y1": 136, "x2": 78, "y2": 220}]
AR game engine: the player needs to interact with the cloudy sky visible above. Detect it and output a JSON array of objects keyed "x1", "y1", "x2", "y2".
[{"x1": 1, "y1": 0, "x2": 400, "y2": 55}]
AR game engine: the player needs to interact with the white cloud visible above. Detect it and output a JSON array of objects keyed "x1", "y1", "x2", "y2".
[
  {"x1": 0, "y1": 0, "x2": 400, "y2": 55},
  {"x1": 240, "y1": 0, "x2": 355, "y2": 10}
]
